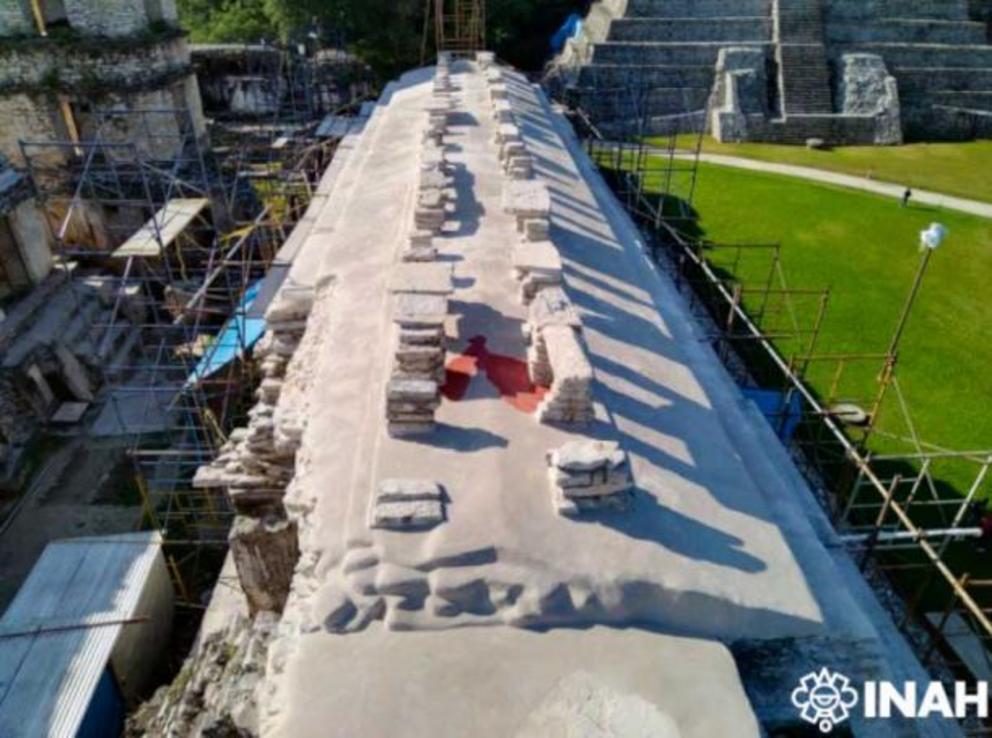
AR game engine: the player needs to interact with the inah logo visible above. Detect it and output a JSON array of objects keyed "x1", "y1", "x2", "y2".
[{"x1": 791, "y1": 668, "x2": 859, "y2": 733}]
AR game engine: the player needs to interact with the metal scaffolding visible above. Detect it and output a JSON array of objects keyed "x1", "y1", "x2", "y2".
[
  {"x1": 554, "y1": 72, "x2": 992, "y2": 732},
  {"x1": 434, "y1": 0, "x2": 486, "y2": 55},
  {"x1": 17, "y1": 98, "x2": 343, "y2": 604}
]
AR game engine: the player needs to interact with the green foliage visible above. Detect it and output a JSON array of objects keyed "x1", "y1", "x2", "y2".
[
  {"x1": 176, "y1": 0, "x2": 588, "y2": 79},
  {"x1": 178, "y1": 0, "x2": 278, "y2": 43}
]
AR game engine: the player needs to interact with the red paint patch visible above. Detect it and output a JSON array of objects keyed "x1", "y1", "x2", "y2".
[{"x1": 441, "y1": 335, "x2": 549, "y2": 413}]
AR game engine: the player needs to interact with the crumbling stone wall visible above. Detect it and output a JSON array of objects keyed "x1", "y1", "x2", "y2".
[{"x1": 126, "y1": 613, "x2": 274, "y2": 738}]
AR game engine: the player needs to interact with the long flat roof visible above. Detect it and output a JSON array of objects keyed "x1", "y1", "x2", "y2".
[
  {"x1": 244, "y1": 60, "x2": 946, "y2": 736},
  {"x1": 0, "y1": 532, "x2": 162, "y2": 738}
]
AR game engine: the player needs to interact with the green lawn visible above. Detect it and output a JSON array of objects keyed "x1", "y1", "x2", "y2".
[
  {"x1": 688, "y1": 162, "x2": 992, "y2": 479},
  {"x1": 647, "y1": 137, "x2": 992, "y2": 204}
]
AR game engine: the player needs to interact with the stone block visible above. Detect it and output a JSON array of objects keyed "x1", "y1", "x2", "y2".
[{"x1": 388, "y1": 263, "x2": 454, "y2": 295}]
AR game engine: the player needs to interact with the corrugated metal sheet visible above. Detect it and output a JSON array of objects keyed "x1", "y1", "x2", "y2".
[{"x1": 0, "y1": 531, "x2": 163, "y2": 738}]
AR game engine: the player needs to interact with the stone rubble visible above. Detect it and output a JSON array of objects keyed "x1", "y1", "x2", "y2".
[
  {"x1": 547, "y1": 440, "x2": 634, "y2": 516},
  {"x1": 126, "y1": 613, "x2": 276, "y2": 738}
]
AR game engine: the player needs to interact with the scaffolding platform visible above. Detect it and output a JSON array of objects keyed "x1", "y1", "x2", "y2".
[{"x1": 112, "y1": 198, "x2": 210, "y2": 258}]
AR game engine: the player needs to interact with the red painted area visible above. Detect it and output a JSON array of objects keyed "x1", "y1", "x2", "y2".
[{"x1": 441, "y1": 335, "x2": 549, "y2": 413}]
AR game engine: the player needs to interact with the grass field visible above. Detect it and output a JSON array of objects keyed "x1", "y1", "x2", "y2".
[
  {"x1": 687, "y1": 162, "x2": 992, "y2": 479},
  {"x1": 647, "y1": 137, "x2": 992, "y2": 203}
]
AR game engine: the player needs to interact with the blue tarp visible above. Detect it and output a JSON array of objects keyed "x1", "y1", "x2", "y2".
[
  {"x1": 187, "y1": 280, "x2": 266, "y2": 384},
  {"x1": 742, "y1": 386, "x2": 804, "y2": 441},
  {"x1": 551, "y1": 13, "x2": 583, "y2": 53}
]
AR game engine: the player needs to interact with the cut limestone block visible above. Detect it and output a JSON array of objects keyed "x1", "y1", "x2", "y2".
[
  {"x1": 393, "y1": 293, "x2": 448, "y2": 328},
  {"x1": 528, "y1": 287, "x2": 580, "y2": 330},
  {"x1": 388, "y1": 263, "x2": 454, "y2": 295},
  {"x1": 547, "y1": 440, "x2": 633, "y2": 516},
  {"x1": 369, "y1": 478, "x2": 445, "y2": 531},
  {"x1": 493, "y1": 99, "x2": 513, "y2": 123},
  {"x1": 513, "y1": 241, "x2": 563, "y2": 303},
  {"x1": 537, "y1": 325, "x2": 594, "y2": 425},
  {"x1": 386, "y1": 378, "x2": 441, "y2": 436},
  {"x1": 503, "y1": 180, "x2": 550, "y2": 234}
]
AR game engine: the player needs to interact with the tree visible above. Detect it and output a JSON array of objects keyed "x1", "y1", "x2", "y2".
[{"x1": 177, "y1": 0, "x2": 588, "y2": 79}]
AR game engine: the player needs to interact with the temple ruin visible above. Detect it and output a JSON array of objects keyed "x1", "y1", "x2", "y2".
[
  {"x1": 124, "y1": 52, "x2": 968, "y2": 737},
  {"x1": 546, "y1": 0, "x2": 992, "y2": 143}
]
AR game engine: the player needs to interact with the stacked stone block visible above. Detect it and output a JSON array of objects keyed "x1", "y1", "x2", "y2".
[
  {"x1": 502, "y1": 179, "x2": 551, "y2": 242},
  {"x1": 523, "y1": 287, "x2": 594, "y2": 426},
  {"x1": 386, "y1": 280, "x2": 451, "y2": 436},
  {"x1": 368, "y1": 479, "x2": 446, "y2": 531},
  {"x1": 547, "y1": 440, "x2": 634, "y2": 516},
  {"x1": 511, "y1": 240, "x2": 563, "y2": 304}
]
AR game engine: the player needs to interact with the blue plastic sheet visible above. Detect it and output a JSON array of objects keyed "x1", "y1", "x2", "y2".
[
  {"x1": 551, "y1": 13, "x2": 583, "y2": 53},
  {"x1": 187, "y1": 280, "x2": 266, "y2": 384}
]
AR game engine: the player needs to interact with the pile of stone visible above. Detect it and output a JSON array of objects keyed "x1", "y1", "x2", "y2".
[
  {"x1": 522, "y1": 287, "x2": 593, "y2": 425},
  {"x1": 126, "y1": 613, "x2": 277, "y2": 738},
  {"x1": 547, "y1": 440, "x2": 633, "y2": 516},
  {"x1": 368, "y1": 478, "x2": 446, "y2": 531},
  {"x1": 192, "y1": 328, "x2": 297, "y2": 513},
  {"x1": 386, "y1": 378, "x2": 441, "y2": 436},
  {"x1": 435, "y1": 52, "x2": 452, "y2": 88},
  {"x1": 386, "y1": 269, "x2": 452, "y2": 436},
  {"x1": 424, "y1": 92, "x2": 452, "y2": 146},
  {"x1": 413, "y1": 151, "x2": 451, "y2": 241},
  {"x1": 512, "y1": 240, "x2": 563, "y2": 304},
  {"x1": 404, "y1": 228, "x2": 437, "y2": 262},
  {"x1": 502, "y1": 178, "x2": 551, "y2": 242},
  {"x1": 492, "y1": 98, "x2": 513, "y2": 124}
]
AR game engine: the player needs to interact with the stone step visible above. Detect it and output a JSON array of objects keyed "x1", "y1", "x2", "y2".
[
  {"x1": 102, "y1": 326, "x2": 142, "y2": 374},
  {"x1": 827, "y1": 18, "x2": 987, "y2": 44},
  {"x1": 608, "y1": 17, "x2": 773, "y2": 43},
  {"x1": 848, "y1": 42, "x2": 992, "y2": 67},
  {"x1": 62, "y1": 297, "x2": 103, "y2": 350},
  {"x1": 577, "y1": 63, "x2": 716, "y2": 89},
  {"x1": 931, "y1": 89, "x2": 992, "y2": 110},
  {"x1": 824, "y1": 0, "x2": 971, "y2": 22},
  {"x1": 580, "y1": 85, "x2": 712, "y2": 117},
  {"x1": 778, "y1": 44, "x2": 835, "y2": 114},
  {"x1": 625, "y1": 0, "x2": 771, "y2": 18},
  {"x1": 892, "y1": 66, "x2": 992, "y2": 91},
  {"x1": 591, "y1": 41, "x2": 770, "y2": 66}
]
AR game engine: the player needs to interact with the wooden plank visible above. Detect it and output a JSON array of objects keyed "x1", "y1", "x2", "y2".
[{"x1": 112, "y1": 198, "x2": 209, "y2": 259}]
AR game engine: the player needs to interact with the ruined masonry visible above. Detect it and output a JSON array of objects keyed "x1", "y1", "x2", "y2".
[{"x1": 547, "y1": 0, "x2": 992, "y2": 143}]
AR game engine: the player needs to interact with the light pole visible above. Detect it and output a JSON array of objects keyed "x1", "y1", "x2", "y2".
[
  {"x1": 868, "y1": 223, "x2": 947, "y2": 436},
  {"x1": 886, "y1": 222, "x2": 948, "y2": 361}
]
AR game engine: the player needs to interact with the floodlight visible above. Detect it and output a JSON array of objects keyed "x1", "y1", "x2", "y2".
[{"x1": 920, "y1": 222, "x2": 948, "y2": 251}]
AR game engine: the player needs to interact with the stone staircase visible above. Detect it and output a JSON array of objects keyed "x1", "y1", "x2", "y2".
[
  {"x1": 824, "y1": 0, "x2": 992, "y2": 137},
  {"x1": 776, "y1": 0, "x2": 835, "y2": 115},
  {"x1": 547, "y1": 0, "x2": 992, "y2": 141},
  {"x1": 557, "y1": 0, "x2": 775, "y2": 128}
]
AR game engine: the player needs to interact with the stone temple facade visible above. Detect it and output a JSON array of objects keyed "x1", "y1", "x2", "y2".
[
  {"x1": 0, "y1": 0, "x2": 206, "y2": 168},
  {"x1": 546, "y1": 0, "x2": 992, "y2": 144}
]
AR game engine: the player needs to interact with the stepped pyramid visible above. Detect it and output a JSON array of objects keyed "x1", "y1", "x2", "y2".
[{"x1": 545, "y1": 0, "x2": 992, "y2": 143}]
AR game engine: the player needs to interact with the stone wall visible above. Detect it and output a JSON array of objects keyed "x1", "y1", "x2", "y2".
[
  {"x1": 0, "y1": 0, "x2": 31, "y2": 35},
  {"x1": 0, "y1": 34, "x2": 202, "y2": 166}
]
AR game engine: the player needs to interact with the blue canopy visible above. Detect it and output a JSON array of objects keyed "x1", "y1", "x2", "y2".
[
  {"x1": 551, "y1": 13, "x2": 583, "y2": 53},
  {"x1": 187, "y1": 281, "x2": 266, "y2": 384}
]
